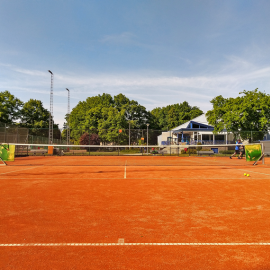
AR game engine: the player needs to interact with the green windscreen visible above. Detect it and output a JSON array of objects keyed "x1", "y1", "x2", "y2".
[
  {"x1": 0, "y1": 144, "x2": 15, "y2": 161},
  {"x1": 245, "y1": 144, "x2": 262, "y2": 162}
]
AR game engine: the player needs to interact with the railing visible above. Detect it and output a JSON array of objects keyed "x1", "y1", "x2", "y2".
[
  {"x1": 189, "y1": 140, "x2": 228, "y2": 145},
  {"x1": 161, "y1": 140, "x2": 235, "y2": 146}
]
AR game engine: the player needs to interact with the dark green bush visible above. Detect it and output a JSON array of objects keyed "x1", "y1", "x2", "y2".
[
  {"x1": 219, "y1": 150, "x2": 235, "y2": 154},
  {"x1": 196, "y1": 142, "x2": 202, "y2": 151}
]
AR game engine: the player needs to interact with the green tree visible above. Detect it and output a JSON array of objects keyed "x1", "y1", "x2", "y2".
[
  {"x1": 149, "y1": 107, "x2": 162, "y2": 130},
  {"x1": 69, "y1": 93, "x2": 149, "y2": 143},
  {"x1": 151, "y1": 101, "x2": 203, "y2": 130},
  {"x1": 20, "y1": 99, "x2": 50, "y2": 128},
  {"x1": 20, "y1": 99, "x2": 60, "y2": 139},
  {"x1": 206, "y1": 89, "x2": 270, "y2": 140},
  {"x1": 98, "y1": 107, "x2": 128, "y2": 144},
  {"x1": 0, "y1": 91, "x2": 23, "y2": 124}
]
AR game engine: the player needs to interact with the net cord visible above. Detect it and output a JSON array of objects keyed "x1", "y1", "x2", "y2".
[{"x1": 8, "y1": 143, "x2": 263, "y2": 148}]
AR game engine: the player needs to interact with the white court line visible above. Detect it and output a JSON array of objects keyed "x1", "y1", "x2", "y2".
[
  {"x1": 237, "y1": 168, "x2": 270, "y2": 176},
  {"x1": 0, "y1": 242, "x2": 270, "y2": 247},
  {"x1": 124, "y1": 161, "x2": 127, "y2": 179},
  {"x1": 192, "y1": 156, "x2": 270, "y2": 176},
  {"x1": 0, "y1": 177, "x2": 266, "y2": 180},
  {"x1": 0, "y1": 166, "x2": 37, "y2": 175}
]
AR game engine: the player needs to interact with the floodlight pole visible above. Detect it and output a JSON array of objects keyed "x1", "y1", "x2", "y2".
[
  {"x1": 48, "y1": 70, "x2": 54, "y2": 144},
  {"x1": 146, "y1": 124, "x2": 149, "y2": 154},
  {"x1": 66, "y1": 88, "x2": 70, "y2": 145}
]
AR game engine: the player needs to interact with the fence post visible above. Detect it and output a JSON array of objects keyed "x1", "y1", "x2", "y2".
[
  {"x1": 128, "y1": 120, "x2": 130, "y2": 150},
  {"x1": 170, "y1": 130, "x2": 171, "y2": 156},
  {"x1": 89, "y1": 130, "x2": 90, "y2": 156},
  {"x1": 16, "y1": 126, "x2": 19, "y2": 143},
  {"x1": 4, "y1": 123, "x2": 7, "y2": 143},
  {"x1": 26, "y1": 128, "x2": 29, "y2": 144},
  {"x1": 118, "y1": 132, "x2": 119, "y2": 156}
]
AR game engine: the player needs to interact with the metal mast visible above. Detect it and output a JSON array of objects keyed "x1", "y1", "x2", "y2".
[
  {"x1": 66, "y1": 88, "x2": 70, "y2": 145},
  {"x1": 48, "y1": 70, "x2": 54, "y2": 144}
]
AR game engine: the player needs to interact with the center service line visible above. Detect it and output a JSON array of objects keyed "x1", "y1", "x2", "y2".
[{"x1": 124, "y1": 160, "x2": 127, "y2": 179}]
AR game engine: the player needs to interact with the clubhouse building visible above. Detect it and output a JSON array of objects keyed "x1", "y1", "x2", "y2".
[{"x1": 157, "y1": 114, "x2": 270, "y2": 146}]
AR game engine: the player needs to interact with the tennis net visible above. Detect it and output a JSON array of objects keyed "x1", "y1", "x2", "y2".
[{"x1": 4, "y1": 142, "x2": 267, "y2": 166}]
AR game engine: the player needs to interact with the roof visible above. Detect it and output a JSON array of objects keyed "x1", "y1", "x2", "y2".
[{"x1": 171, "y1": 114, "x2": 213, "y2": 131}]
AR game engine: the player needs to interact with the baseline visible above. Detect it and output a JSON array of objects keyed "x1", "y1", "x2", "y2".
[{"x1": 1, "y1": 242, "x2": 270, "y2": 247}]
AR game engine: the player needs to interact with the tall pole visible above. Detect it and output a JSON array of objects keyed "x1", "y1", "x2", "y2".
[
  {"x1": 146, "y1": 124, "x2": 149, "y2": 154},
  {"x1": 66, "y1": 88, "x2": 70, "y2": 145},
  {"x1": 48, "y1": 70, "x2": 54, "y2": 144}
]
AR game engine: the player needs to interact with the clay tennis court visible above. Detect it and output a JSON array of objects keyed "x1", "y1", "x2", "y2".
[{"x1": 1, "y1": 156, "x2": 270, "y2": 269}]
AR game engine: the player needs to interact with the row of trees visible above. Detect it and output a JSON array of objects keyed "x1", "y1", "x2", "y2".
[
  {"x1": 151, "y1": 101, "x2": 203, "y2": 130},
  {"x1": 0, "y1": 91, "x2": 59, "y2": 138},
  {"x1": 67, "y1": 93, "x2": 203, "y2": 144},
  {"x1": 0, "y1": 90, "x2": 203, "y2": 144},
  {"x1": 1, "y1": 88, "x2": 270, "y2": 144},
  {"x1": 206, "y1": 89, "x2": 270, "y2": 141}
]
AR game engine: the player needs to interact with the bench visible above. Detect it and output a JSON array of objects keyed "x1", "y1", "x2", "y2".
[
  {"x1": 30, "y1": 149, "x2": 47, "y2": 155},
  {"x1": 197, "y1": 150, "x2": 215, "y2": 156}
]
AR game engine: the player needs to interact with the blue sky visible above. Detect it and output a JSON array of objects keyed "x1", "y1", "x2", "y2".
[{"x1": 1, "y1": 0, "x2": 270, "y2": 128}]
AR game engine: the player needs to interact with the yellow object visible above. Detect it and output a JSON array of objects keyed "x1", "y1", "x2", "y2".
[
  {"x1": 247, "y1": 174, "x2": 250, "y2": 177},
  {"x1": 0, "y1": 144, "x2": 15, "y2": 161},
  {"x1": 245, "y1": 144, "x2": 262, "y2": 162},
  {"x1": 244, "y1": 173, "x2": 246, "y2": 176}
]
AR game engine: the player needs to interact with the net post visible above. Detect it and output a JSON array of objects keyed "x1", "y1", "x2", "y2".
[
  {"x1": 0, "y1": 156, "x2": 7, "y2": 166},
  {"x1": 262, "y1": 143, "x2": 265, "y2": 165}
]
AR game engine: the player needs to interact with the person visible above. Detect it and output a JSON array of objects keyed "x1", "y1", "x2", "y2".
[
  {"x1": 239, "y1": 144, "x2": 245, "y2": 159},
  {"x1": 230, "y1": 139, "x2": 242, "y2": 159}
]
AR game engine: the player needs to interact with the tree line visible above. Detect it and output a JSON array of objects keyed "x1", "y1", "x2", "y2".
[
  {"x1": 1, "y1": 88, "x2": 270, "y2": 143},
  {"x1": 0, "y1": 90, "x2": 59, "y2": 138}
]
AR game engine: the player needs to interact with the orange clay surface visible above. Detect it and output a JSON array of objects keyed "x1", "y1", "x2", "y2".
[{"x1": 1, "y1": 156, "x2": 270, "y2": 269}]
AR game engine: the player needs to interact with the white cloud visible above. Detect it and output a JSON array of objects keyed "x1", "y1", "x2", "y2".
[
  {"x1": 13, "y1": 68, "x2": 48, "y2": 77},
  {"x1": 1, "y1": 58, "x2": 270, "y2": 128},
  {"x1": 100, "y1": 32, "x2": 136, "y2": 44}
]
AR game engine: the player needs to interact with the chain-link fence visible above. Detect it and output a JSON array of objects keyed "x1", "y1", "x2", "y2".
[
  {"x1": 0, "y1": 123, "x2": 28, "y2": 144},
  {"x1": 0, "y1": 123, "x2": 65, "y2": 145},
  {"x1": 1, "y1": 122, "x2": 269, "y2": 146}
]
